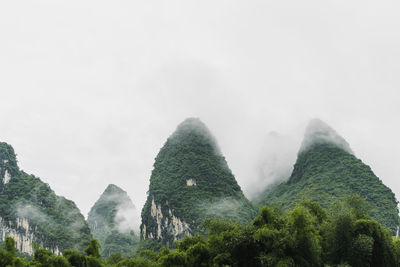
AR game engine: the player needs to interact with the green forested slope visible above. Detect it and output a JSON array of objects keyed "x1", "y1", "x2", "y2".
[
  {"x1": 141, "y1": 118, "x2": 257, "y2": 244},
  {"x1": 88, "y1": 184, "x2": 138, "y2": 256},
  {"x1": 0, "y1": 142, "x2": 92, "y2": 252},
  {"x1": 259, "y1": 120, "x2": 399, "y2": 231},
  {"x1": 3, "y1": 198, "x2": 400, "y2": 267}
]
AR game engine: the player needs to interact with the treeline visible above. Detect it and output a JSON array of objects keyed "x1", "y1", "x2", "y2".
[{"x1": 2, "y1": 196, "x2": 400, "y2": 267}]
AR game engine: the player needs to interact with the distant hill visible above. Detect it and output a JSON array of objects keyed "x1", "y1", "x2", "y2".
[
  {"x1": 0, "y1": 142, "x2": 91, "y2": 254},
  {"x1": 87, "y1": 184, "x2": 138, "y2": 257},
  {"x1": 259, "y1": 119, "x2": 399, "y2": 231},
  {"x1": 140, "y1": 118, "x2": 257, "y2": 245}
]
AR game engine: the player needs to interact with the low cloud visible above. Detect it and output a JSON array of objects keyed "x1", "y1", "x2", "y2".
[
  {"x1": 115, "y1": 200, "x2": 140, "y2": 234},
  {"x1": 299, "y1": 119, "x2": 352, "y2": 154},
  {"x1": 247, "y1": 131, "x2": 299, "y2": 201}
]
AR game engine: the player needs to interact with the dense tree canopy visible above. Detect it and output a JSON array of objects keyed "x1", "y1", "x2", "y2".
[
  {"x1": 87, "y1": 184, "x2": 139, "y2": 257},
  {"x1": 259, "y1": 143, "x2": 399, "y2": 232},
  {"x1": 141, "y1": 118, "x2": 257, "y2": 244},
  {"x1": 0, "y1": 142, "x2": 92, "y2": 252},
  {"x1": 2, "y1": 196, "x2": 400, "y2": 267}
]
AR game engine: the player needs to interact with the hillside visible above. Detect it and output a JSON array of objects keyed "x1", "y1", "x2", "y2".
[
  {"x1": 0, "y1": 142, "x2": 92, "y2": 254},
  {"x1": 140, "y1": 118, "x2": 257, "y2": 245},
  {"x1": 259, "y1": 119, "x2": 399, "y2": 231},
  {"x1": 87, "y1": 184, "x2": 138, "y2": 256}
]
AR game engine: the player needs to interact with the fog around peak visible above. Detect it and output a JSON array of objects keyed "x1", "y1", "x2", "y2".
[
  {"x1": 89, "y1": 184, "x2": 140, "y2": 233},
  {"x1": 299, "y1": 119, "x2": 353, "y2": 154},
  {"x1": 169, "y1": 117, "x2": 222, "y2": 155}
]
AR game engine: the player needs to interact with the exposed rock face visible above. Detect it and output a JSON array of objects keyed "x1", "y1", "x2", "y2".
[
  {"x1": 141, "y1": 118, "x2": 256, "y2": 245},
  {"x1": 3, "y1": 169, "x2": 11, "y2": 184},
  {"x1": 0, "y1": 216, "x2": 60, "y2": 255},
  {"x1": 143, "y1": 196, "x2": 191, "y2": 241},
  {"x1": 0, "y1": 156, "x2": 16, "y2": 186},
  {"x1": 186, "y1": 179, "x2": 196, "y2": 186},
  {"x1": 0, "y1": 142, "x2": 92, "y2": 254}
]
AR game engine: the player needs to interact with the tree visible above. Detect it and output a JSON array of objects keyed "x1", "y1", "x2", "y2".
[
  {"x1": 287, "y1": 206, "x2": 321, "y2": 266},
  {"x1": 63, "y1": 249, "x2": 86, "y2": 267},
  {"x1": 85, "y1": 239, "x2": 101, "y2": 259}
]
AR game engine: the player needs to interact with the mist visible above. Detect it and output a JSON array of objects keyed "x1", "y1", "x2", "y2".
[
  {"x1": 247, "y1": 132, "x2": 299, "y2": 201},
  {"x1": 89, "y1": 185, "x2": 140, "y2": 233},
  {"x1": 114, "y1": 199, "x2": 140, "y2": 234},
  {"x1": 299, "y1": 119, "x2": 353, "y2": 155},
  {"x1": 0, "y1": 0, "x2": 399, "y2": 222}
]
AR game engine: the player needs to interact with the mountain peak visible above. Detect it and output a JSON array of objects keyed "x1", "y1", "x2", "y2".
[
  {"x1": 260, "y1": 120, "x2": 399, "y2": 231},
  {"x1": 94, "y1": 184, "x2": 136, "y2": 210},
  {"x1": 299, "y1": 119, "x2": 352, "y2": 154},
  {"x1": 172, "y1": 118, "x2": 212, "y2": 137},
  {"x1": 104, "y1": 184, "x2": 125, "y2": 194},
  {"x1": 169, "y1": 117, "x2": 221, "y2": 155},
  {"x1": 88, "y1": 184, "x2": 138, "y2": 256},
  {"x1": 141, "y1": 118, "x2": 256, "y2": 244}
]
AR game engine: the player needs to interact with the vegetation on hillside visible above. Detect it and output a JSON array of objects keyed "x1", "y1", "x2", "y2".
[
  {"x1": 141, "y1": 118, "x2": 257, "y2": 244},
  {"x1": 259, "y1": 143, "x2": 399, "y2": 231},
  {"x1": 2, "y1": 196, "x2": 400, "y2": 266},
  {"x1": 88, "y1": 184, "x2": 139, "y2": 257},
  {"x1": 0, "y1": 142, "x2": 92, "y2": 252}
]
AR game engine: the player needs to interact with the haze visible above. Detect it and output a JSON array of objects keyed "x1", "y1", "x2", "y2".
[{"x1": 1, "y1": 1, "x2": 399, "y2": 224}]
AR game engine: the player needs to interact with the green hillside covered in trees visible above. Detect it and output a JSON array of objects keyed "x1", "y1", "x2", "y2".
[
  {"x1": 2, "y1": 197, "x2": 400, "y2": 266},
  {"x1": 0, "y1": 142, "x2": 92, "y2": 252},
  {"x1": 141, "y1": 118, "x2": 257, "y2": 244},
  {"x1": 88, "y1": 184, "x2": 139, "y2": 257},
  {"x1": 259, "y1": 120, "x2": 399, "y2": 231}
]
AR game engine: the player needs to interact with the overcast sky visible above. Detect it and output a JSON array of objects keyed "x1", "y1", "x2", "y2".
[{"x1": 1, "y1": 1, "x2": 399, "y2": 224}]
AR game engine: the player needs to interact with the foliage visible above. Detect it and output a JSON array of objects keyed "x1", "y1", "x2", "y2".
[
  {"x1": 87, "y1": 184, "x2": 139, "y2": 257},
  {"x1": 147, "y1": 198, "x2": 400, "y2": 267},
  {"x1": 0, "y1": 142, "x2": 92, "y2": 252},
  {"x1": 2, "y1": 198, "x2": 400, "y2": 266},
  {"x1": 141, "y1": 118, "x2": 257, "y2": 245},
  {"x1": 259, "y1": 143, "x2": 399, "y2": 232}
]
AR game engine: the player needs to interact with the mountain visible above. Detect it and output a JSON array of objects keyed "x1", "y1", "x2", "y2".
[
  {"x1": 0, "y1": 142, "x2": 91, "y2": 254},
  {"x1": 87, "y1": 184, "x2": 138, "y2": 256},
  {"x1": 140, "y1": 118, "x2": 257, "y2": 245},
  {"x1": 259, "y1": 119, "x2": 399, "y2": 231}
]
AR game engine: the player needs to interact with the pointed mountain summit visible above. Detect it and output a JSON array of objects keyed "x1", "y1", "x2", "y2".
[
  {"x1": 0, "y1": 142, "x2": 91, "y2": 254},
  {"x1": 141, "y1": 118, "x2": 256, "y2": 244},
  {"x1": 259, "y1": 119, "x2": 399, "y2": 231},
  {"x1": 87, "y1": 184, "x2": 138, "y2": 256},
  {"x1": 299, "y1": 118, "x2": 352, "y2": 155}
]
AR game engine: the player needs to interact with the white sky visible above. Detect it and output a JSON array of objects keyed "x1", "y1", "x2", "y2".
[{"x1": 1, "y1": 1, "x2": 399, "y2": 223}]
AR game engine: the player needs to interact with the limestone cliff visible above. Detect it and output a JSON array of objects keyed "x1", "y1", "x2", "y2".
[{"x1": 0, "y1": 217, "x2": 60, "y2": 255}]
